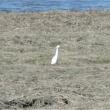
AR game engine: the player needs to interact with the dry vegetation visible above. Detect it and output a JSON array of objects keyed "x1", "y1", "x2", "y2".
[{"x1": 0, "y1": 11, "x2": 110, "y2": 109}]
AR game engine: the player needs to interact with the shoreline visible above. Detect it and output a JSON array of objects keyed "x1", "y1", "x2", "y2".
[
  {"x1": 0, "y1": 10, "x2": 110, "y2": 20},
  {"x1": 0, "y1": 9, "x2": 110, "y2": 13}
]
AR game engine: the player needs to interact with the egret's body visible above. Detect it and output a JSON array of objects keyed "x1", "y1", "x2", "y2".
[{"x1": 51, "y1": 45, "x2": 60, "y2": 65}]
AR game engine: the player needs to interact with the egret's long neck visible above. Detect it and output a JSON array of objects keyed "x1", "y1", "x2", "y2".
[{"x1": 55, "y1": 47, "x2": 59, "y2": 57}]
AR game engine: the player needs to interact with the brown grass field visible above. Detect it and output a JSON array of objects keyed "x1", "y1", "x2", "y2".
[{"x1": 0, "y1": 11, "x2": 110, "y2": 110}]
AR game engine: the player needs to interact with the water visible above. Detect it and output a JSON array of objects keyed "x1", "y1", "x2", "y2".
[{"x1": 0, "y1": 0, "x2": 110, "y2": 12}]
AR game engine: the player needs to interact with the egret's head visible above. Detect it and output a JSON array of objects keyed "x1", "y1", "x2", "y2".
[{"x1": 56, "y1": 45, "x2": 60, "y2": 48}]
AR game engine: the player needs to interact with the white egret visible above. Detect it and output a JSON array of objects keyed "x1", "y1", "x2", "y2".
[{"x1": 51, "y1": 45, "x2": 60, "y2": 65}]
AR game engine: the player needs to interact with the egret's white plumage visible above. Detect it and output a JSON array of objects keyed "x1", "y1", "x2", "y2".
[{"x1": 51, "y1": 45, "x2": 60, "y2": 65}]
